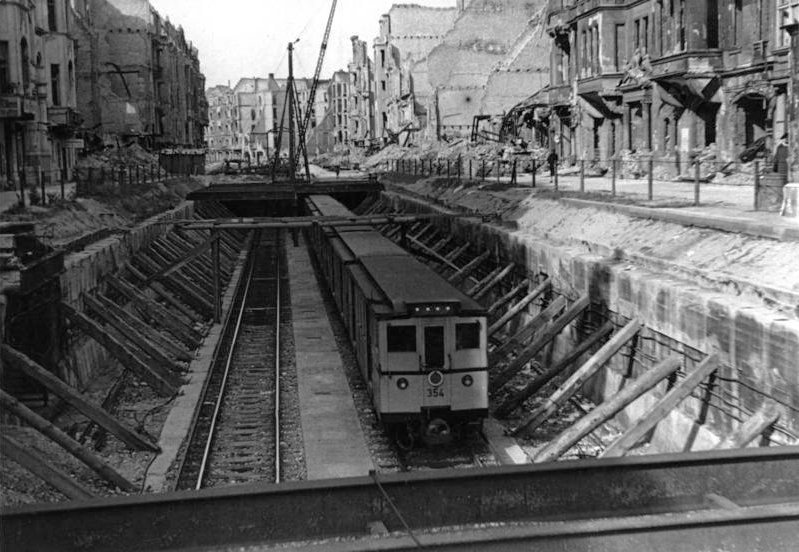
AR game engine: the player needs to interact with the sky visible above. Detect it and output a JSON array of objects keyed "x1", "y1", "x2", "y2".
[{"x1": 148, "y1": 0, "x2": 456, "y2": 89}]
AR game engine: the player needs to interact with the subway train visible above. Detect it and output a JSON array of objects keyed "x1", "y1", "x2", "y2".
[{"x1": 305, "y1": 194, "x2": 488, "y2": 447}]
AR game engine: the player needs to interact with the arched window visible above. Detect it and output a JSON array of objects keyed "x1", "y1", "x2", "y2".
[{"x1": 20, "y1": 38, "x2": 30, "y2": 89}]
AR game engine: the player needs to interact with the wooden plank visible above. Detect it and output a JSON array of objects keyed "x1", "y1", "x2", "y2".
[
  {"x1": 410, "y1": 223, "x2": 434, "y2": 242},
  {"x1": 107, "y1": 274, "x2": 202, "y2": 347},
  {"x1": 511, "y1": 318, "x2": 643, "y2": 437},
  {"x1": 490, "y1": 295, "x2": 566, "y2": 363},
  {"x1": 406, "y1": 235, "x2": 478, "y2": 284},
  {"x1": 62, "y1": 304, "x2": 179, "y2": 397},
  {"x1": 601, "y1": 353, "x2": 719, "y2": 458},
  {"x1": 136, "y1": 253, "x2": 215, "y2": 315},
  {"x1": 0, "y1": 433, "x2": 95, "y2": 500},
  {"x1": 487, "y1": 280, "x2": 529, "y2": 316},
  {"x1": 145, "y1": 245, "x2": 213, "y2": 293},
  {"x1": 93, "y1": 293, "x2": 193, "y2": 361},
  {"x1": 491, "y1": 294, "x2": 590, "y2": 393},
  {"x1": 467, "y1": 265, "x2": 503, "y2": 298},
  {"x1": 488, "y1": 279, "x2": 551, "y2": 336},
  {"x1": 447, "y1": 250, "x2": 491, "y2": 285},
  {"x1": 430, "y1": 235, "x2": 454, "y2": 254},
  {"x1": 148, "y1": 236, "x2": 216, "y2": 284},
  {"x1": 83, "y1": 294, "x2": 182, "y2": 375},
  {"x1": 126, "y1": 264, "x2": 201, "y2": 324},
  {"x1": 714, "y1": 400, "x2": 781, "y2": 450},
  {"x1": 445, "y1": 242, "x2": 470, "y2": 262},
  {"x1": 1, "y1": 345, "x2": 160, "y2": 453},
  {"x1": 472, "y1": 263, "x2": 515, "y2": 301},
  {"x1": 495, "y1": 321, "x2": 614, "y2": 419},
  {"x1": 533, "y1": 356, "x2": 682, "y2": 463},
  {"x1": 0, "y1": 389, "x2": 136, "y2": 491}
]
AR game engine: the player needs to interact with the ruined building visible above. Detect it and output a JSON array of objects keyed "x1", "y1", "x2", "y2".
[
  {"x1": 425, "y1": 0, "x2": 548, "y2": 139},
  {"x1": 1, "y1": 0, "x2": 81, "y2": 187},
  {"x1": 373, "y1": 3, "x2": 459, "y2": 143},
  {"x1": 72, "y1": 0, "x2": 207, "y2": 149},
  {"x1": 541, "y1": 0, "x2": 789, "y2": 169},
  {"x1": 347, "y1": 36, "x2": 375, "y2": 147},
  {"x1": 209, "y1": 75, "x2": 329, "y2": 163},
  {"x1": 205, "y1": 84, "x2": 236, "y2": 163}
]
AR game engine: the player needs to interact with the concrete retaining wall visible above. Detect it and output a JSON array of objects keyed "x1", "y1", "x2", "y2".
[
  {"x1": 60, "y1": 202, "x2": 194, "y2": 388},
  {"x1": 386, "y1": 192, "x2": 799, "y2": 452}
]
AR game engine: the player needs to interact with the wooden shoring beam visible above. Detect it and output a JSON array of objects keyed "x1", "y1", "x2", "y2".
[
  {"x1": 125, "y1": 264, "x2": 202, "y2": 324},
  {"x1": 410, "y1": 223, "x2": 434, "y2": 241},
  {"x1": 406, "y1": 236, "x2": 479, "y2": 285},
  {"x1": 176, "y1": 214, "x2": 490, "y2": 231},
  {"x1": 0, "y1": 390, "x2": 137, "y2": 491},
  {"x1": 1, "y1": 345, "x2": 160, "y2": 453},
  {"x1": 494, "y1": 321, "x2": 614, "y2": 419},
  {"x1": 491, "y1": 294, "x2": 590, "y2": 393},
  {"x1": 62, "y1": 304, "x2": 179, "y2": 397},
  {"x1": 601, "y1": 353, "x2": 719, "y2": 457},
  {"x1": 135, "y1": 254, "x2": 215, "y2": 316},
  {"x1": 467, "y1": 265, "x2": 503, "y2": 298},
  {"x1": 430, "y1": 235, "x2": 454, "y2": 254},
  {"x1": 488, "y1": 280, "x2": 529, "y2": 317},
  {"x1": 488, "y1": 279, "x2": 551, "y2": 336},
  {"x1": 448, "y1": 250, "x2": 491, "y2": 286},
  {"x1": 490, "y1": 295, "x2": 566, "y2": 363},
  {"x1": 445, "y1": 242, "x2": 470, "y2": 263},
  {"x1": 714, "y1": 400, "x2": 781, "y2": 450},
  {"x1": 0, "y1": 433, "x2": 95, "y2": 500},
  {"x1": 472, "y1": 263, "x2": 515, "y2": 301},
  {"x1": 145, "y1": 243, "x2": 213, "y2": 292},
  {"x1": 165, "y1": 232, "x2": 230, "y2": 281},
  {"x1": 533, "y1": 356, "x2": 682, "y2": 463},
  {"x1": 106, "y1": 274, "x2": 202, "y2": 347},
  {"x1": 384, "y1": 224, "x2": 402, "y2": 240},
  {"x1": 83, "y1": 294, "x2": 182, "y2": 375},
  {"x1": 149, "y1": 234, "x2": 218, "y2": 283},
  {"x1": 175, "y1": 226, "x2": 237, "y2": 260},
  {"x1": 511, "y1": 318, "x2": 643, "y2": 438},
  {"x1": 93, "y1": 293, "x2": 193, "y2": 362}
]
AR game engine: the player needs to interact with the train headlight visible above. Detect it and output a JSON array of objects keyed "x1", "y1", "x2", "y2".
[
  {"x1": 461, "y1": 375, "x2": 473, "y2": 387},
  {"x1": 428, "y1": 370, "x2": 444, "y2": 387},
  {"x1": 397, "y1": 378, "x2": 409, "y2": 390}
]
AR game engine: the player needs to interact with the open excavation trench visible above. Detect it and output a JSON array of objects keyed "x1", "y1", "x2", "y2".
[{"x1": 361, "y1": 183, "x2": 799, "y2": 459}]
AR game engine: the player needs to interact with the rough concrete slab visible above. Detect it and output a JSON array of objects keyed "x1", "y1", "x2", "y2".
[
  {"x1": 143, "y1": 237, "x2": 250, "y2": 493},
  {"x1": 484, "y1": 417, "x2": 530, "y2": 464},
  {"x1": 287, "y1": 237, "x2": 374, "y2": 480}
]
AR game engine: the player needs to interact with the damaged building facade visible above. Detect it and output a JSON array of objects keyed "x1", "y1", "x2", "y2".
[
  {"x1": 373, "y1": 3, "x2": 459, "y2": 143},
  {"x1": 347, "y1": 36, "x2": 375, "y2": 147},
  {"x1": 205, "y1": 84, "x2": 236, "y2": 163},
  {"x1": 1, "y1": 0, "x2": 81, "y2": 187},
  {"x1": 72, "y1": 0, "x2": 207, "y2": 149},
  {"x1": 539, "y1": 0, "x2": 789, "y2": 171}
]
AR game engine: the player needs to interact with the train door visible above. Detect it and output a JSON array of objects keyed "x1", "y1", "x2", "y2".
[{"x1": 421, "y1": 322, "x2": 449, "y2": 407}]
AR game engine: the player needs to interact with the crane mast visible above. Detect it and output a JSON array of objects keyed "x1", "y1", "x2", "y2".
[{"x1": 295, "y1": 0, "x2": 337, "y2": 168}]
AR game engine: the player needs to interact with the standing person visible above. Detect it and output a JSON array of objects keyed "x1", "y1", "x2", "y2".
[
  {"x1": 334, "y1": 164, "x2": 341, "y2": 179},
  {"x1": 547, "y1": 150, "x2": 559, "y2": 178},
  {"x1": 774, "y1": 134, "x2": 789, "y2": 185}
]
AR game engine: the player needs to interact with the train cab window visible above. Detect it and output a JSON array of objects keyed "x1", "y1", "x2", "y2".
[
  {"x1": 455, "y1": 322, "x2": 480, "y2": 350},
  {"x1": 387, "y1": 325, "x2": 416, "y2": 352}
]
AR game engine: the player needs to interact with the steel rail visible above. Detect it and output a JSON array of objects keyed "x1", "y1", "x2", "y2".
[
  {"x1": 4, "y1": 446, "x2": 799, "y2": 552},
  {"x1": 273, "y1": 231, "x2": 282, "y2": 483},
  {"x1": 193, "y1": 242, "x2": 258, "y2": 490}
]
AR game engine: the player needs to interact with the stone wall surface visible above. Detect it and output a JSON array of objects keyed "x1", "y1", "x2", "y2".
[
  {"x1": 383, "y1": 181, "x2": 799, "y2": 449},
  {"x1": 60, "y1": 202, "x2": 194, "y2": 388}
]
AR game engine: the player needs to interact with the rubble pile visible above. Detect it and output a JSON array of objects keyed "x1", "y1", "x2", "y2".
[{"x1": 76, "y1": 144, "x2": 160, "y2": 171}]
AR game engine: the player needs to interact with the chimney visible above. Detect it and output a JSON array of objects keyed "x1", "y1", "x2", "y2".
[{"x1": 269, "y1": 73, "x2": 274, "y2": 80}]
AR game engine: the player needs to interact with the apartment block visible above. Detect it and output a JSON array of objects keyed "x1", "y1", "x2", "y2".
[
  {"x1": 1, "y1": 0, "x2": 81, "y2": 187},
  {"x1": 72, "y1": 0, "x2": 207, "y2": 149}
]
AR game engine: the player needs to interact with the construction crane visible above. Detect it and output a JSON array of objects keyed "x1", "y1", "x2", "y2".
[{"x1": 294, "y1": 0, "x2": 337, "y2": 170}]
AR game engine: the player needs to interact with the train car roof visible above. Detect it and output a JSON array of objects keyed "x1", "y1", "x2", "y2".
[
  {"x1": 338, "y1": 230, "x2": 408, "y2": 258},
  {"x1": 360, "y1": 255, "x2": 484, "y2": 315}
]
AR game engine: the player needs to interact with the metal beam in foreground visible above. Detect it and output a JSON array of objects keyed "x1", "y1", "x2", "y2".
[
  {"x1": 2, "y1": 446, "x2": 799, "y2": 552},
  {"x1": 172, "y1": 213, "x2": 491, "y2": 230}
]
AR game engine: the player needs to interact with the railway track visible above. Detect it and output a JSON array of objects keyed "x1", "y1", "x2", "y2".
[{"x1": 176, "y1": 229, "x2": 288, "y2": 490}]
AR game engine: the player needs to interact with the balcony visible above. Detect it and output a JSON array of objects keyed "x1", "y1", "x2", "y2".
[
  {"x1": 0, "y1": 83, "x2": 36, "y2": 120},
  {"x1": 48, "y1": 106, "x2": 81, "y2": 128}
]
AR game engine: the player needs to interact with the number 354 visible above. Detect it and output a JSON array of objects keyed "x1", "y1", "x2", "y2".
[{"x1": 426, "y1": 387, "x2": 444, "y2": 398}]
